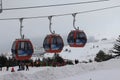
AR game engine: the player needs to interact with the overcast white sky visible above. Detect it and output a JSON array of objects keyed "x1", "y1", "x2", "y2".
[{"x1": 0, "y1": 0, "x2": 120, "y2": 53}]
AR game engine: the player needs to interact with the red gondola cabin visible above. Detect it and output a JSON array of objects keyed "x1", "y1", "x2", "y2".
[
  {"x1": 67, "y1": 30, "x2": 87, "y2": 47},
  {"x1": 43, "y1": 34, "x2": 64, "y2": 53},
  {"x1": 11, "y1": 39, "x2": 34, "y2": 60}
]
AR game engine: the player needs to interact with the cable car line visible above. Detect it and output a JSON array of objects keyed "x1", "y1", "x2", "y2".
[
  {"x1": 3, "y1": 0, "x2": 109, "y2": 11},
  {"x1": 0, "y1": 4, "x2": 120, "y2": 21}
]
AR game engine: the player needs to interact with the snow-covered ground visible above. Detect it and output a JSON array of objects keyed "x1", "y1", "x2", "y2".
[
  {"x1": 0, "y1": 59, "x2": 120, "y2": 80},
  {"x1": 1, "y1": 39, "x2": 119, "y2": 80}
]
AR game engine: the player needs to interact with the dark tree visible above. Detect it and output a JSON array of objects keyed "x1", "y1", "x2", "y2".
[
  {"x1": 0, "y1": 55, "x2": 7, "y2": 67},
  {"x1": 112, "y1": 35, "x2": 120, "y2": 56},
  {"x1": 94, "y1": 50, "x2": 112, "y2": 62}
]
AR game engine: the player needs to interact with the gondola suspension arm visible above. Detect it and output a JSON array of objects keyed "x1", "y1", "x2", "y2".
[
  {"x1": 19, "y1": 18, "x2": 24, "y2": 39},
  {"x1": 48, "y1": 16, "x2": 55, "y2": 34},
  {"x1": 72, "y1": 13, "x2": 79, "y2": 30}
]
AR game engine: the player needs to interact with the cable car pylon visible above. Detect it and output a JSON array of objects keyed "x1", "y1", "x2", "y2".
[{"x1": 0, "y1": 0, "x2": 2, "y2": 13}]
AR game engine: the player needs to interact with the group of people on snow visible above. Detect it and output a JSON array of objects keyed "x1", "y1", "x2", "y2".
[
  {"x1": 18, "y1": 63, "x2": 29, "y2": 71},
  {"x1": 0, "y1": 63, "x2": 29, "y2": 72}
]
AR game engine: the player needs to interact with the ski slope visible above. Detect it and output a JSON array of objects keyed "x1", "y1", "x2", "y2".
[{"x1": 0, "y1": 39, "x2": 119, "y2": 80}]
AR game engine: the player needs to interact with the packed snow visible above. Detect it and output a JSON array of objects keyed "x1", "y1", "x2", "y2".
[{"x1": 0, "y1": 39, "x2": 120, "y2": 80}]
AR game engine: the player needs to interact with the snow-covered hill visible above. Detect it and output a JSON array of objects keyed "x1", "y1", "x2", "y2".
[{"x1": 0, "y1": 58, "x2": 120, "y2": 80}]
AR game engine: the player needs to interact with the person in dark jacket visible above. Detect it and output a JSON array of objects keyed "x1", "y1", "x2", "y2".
[
  {"x1": 0, "y1": 64, "x2": 2, "y2": 71},
  {"x1": 26, "y1": 64, "x2": 29, "y2": 71},
  {"x1": 75, "y1": 59, "x2": 79, "y2": 64},
  {"x1": 6, "y1": 65, "x2": 9, "y2": 71}
]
